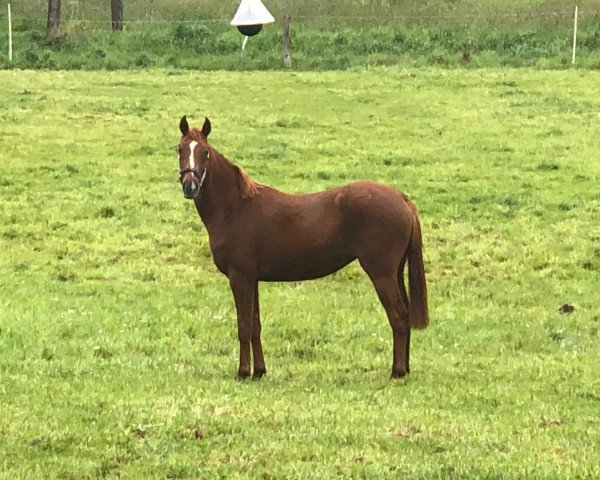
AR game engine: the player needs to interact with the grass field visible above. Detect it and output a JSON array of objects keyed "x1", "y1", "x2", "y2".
[{"x1": 0, "y1": 67, "x2": 599, "y2": 478}]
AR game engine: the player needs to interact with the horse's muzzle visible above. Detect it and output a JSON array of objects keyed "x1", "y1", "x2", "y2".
[
  {"x1": 180, "y1": 167, "x2": 205, "y2": 199},
  {"x1": 182, "y1": 180, "x2": 199, "y2": 199}
]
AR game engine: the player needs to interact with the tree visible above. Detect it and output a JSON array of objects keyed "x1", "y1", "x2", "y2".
[
  {"x1": 46, "y1": 0, "x2": 61, "y2": 39},
  {"x1": 111, "y1": 0, "x2": 124, "y2": 31}
]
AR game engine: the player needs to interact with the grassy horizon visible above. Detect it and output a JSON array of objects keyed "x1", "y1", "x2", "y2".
[{"x1": 0, "y1": 67, "x2": 599, "y2": 478}]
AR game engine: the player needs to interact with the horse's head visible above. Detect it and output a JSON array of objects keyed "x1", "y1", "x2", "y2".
[{"x1": 178, "y1": 115, "x2": 212, "y2": 199}]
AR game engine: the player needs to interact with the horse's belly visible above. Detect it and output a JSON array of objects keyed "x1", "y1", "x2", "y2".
[{"x1": 258, "y1": 246, "x2": 355, "y2": 282}]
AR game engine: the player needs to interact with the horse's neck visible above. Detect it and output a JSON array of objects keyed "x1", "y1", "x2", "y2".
[{"x1": 193, "y1": 151, "x2": 242, "y2": 231}]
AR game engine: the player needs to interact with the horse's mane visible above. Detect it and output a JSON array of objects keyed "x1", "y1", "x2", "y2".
[
  {"x1": 235, "y1": 164, "x2": 262, "y2": 199},
  {"x1": 190, "y1": 128, "x2": 262, "y2": 199}
]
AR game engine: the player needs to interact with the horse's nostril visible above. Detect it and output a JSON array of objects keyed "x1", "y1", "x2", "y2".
[{"x1": 183, "y1": 182, "x2": 198, "y2": 198}]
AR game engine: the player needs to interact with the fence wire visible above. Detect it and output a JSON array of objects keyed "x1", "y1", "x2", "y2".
[
  {"x1": 2, "y1": 4, "x2": 600, "y2": 30},
  {"x1": 1, "y1": 10, "x2": 599, "y2": 33}
]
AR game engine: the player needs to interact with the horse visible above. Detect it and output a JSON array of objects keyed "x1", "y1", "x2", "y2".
[{"x1": 176, "y1": 116, "x2": 428, "y2": 380}]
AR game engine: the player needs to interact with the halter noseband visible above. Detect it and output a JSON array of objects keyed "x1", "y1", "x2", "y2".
[
  {"x1": 179, "y1": 151, "x2": 209, "y2": 188},
  {"x1": 179, "y1": 167, "x2": 207, "y2": 187}
]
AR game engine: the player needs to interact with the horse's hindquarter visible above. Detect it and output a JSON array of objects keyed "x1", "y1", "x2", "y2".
[{"x1": 336, "y1": 182, "x2": 414, "y2": 260}]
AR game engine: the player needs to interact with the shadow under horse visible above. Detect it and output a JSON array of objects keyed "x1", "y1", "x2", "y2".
[{"x1": 176, "y1": 116, "x2": 429, "y2": 379}]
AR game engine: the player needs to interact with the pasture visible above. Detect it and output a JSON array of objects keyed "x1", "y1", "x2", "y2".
[{"x1": 0, "y1": 68, "x2": 599, "y2": 478}]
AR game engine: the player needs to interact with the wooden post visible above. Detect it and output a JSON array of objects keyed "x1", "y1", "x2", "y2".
[
  {"x1": 8, "y1": 4, "x2": 12, "y2": 62},
  {"x1": 572, "y1": 5, "x2": 578, "y2": 65},
  {"x1": 46, "y1": 0, "x2": 62, "y2": 39},
  {"x1": 111, "y1": 0, "x2": 124, "y2": 31},
  {"x1": 282, "y1": 15, "x2": 292, "y2": 68}
]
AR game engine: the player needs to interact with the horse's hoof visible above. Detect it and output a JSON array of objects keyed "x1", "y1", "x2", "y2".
[
  {"x1": 252, "y1": 368, "x2": 266, "y2": 380},
  {"x1": 391, "y1": 368, "x2": 408, "y2": 379},
  {"x1": 237, "y1": 370, "x2": 251, "y2": 380}
]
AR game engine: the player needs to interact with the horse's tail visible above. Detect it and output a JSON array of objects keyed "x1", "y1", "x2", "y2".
[{"x1": 404, "y1": 197, "x2": 429, "y2": 330}]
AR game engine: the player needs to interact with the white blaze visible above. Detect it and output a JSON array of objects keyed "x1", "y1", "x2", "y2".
[{"x1": 188, "y1": 140, "x2": 198, "y2": 169}]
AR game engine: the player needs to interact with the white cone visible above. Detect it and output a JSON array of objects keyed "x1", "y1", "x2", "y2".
[{"x1": 231, "y1": 0, "x2": 275, "y2": 26}]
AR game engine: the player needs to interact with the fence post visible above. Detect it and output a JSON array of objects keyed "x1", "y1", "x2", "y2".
[
  {"x1": 282, "y1": 15, "x2": 292, "y2": 68},
  {"x1": 111, "y1": 0, "x2": 124, "y2": 31},
  {"x1": 572, "y1": 5, "x2": 578, "y2": 65},
  {"x1": 8, "y1": 3, "x2": 12, "y2": 61},
  {"x1": 46, "y1": 0, "x2": 62, "y2": 39}
]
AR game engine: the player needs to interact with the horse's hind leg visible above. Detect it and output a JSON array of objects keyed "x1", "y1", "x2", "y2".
[
  {"x1": 397, "y1": 256, "x2": 411, "y2": 374},
  {"x1": 361, "y1": 260, "x2": 410, "y2": 378}
]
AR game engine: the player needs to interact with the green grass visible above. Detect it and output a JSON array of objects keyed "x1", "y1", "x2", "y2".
[
  {"x1": 0, "y1": 67, "x2": 599, "y2": 478},
  {"x1": 2, "y1": 22, "x2": 600, "y2": 71}
]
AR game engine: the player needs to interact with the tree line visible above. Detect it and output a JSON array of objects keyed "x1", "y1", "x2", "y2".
[{"x1": 46, "y1": 0, "x2": 124, "y2": 38}]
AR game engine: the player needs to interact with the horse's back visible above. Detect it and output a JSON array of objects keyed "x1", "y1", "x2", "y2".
[
  {"x1": 235, "y1": 181, "x2": 415, "y2": 281},
  {"x1": 259, "y1": 180, "x2": 415, "y2": 243}
]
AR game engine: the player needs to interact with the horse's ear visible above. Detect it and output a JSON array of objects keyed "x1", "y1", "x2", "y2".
[
  {"x1": 201, "y1": 117, "x2": 211, "y2": 137},
  {"x1": 179, "y1": 116, "x2": 189, "y2": 136}
]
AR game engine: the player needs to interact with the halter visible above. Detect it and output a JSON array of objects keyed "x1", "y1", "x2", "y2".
[
  {"x1": 179, "y1": 166, "x2": 207, "y2": 187},
  {"x1": 179, "y1": 151, "x2": 209, "y2": 188}
]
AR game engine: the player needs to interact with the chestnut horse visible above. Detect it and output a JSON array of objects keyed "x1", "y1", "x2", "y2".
[{"x1": 177, "y1": 116, "x2": 428, "y2": 379}]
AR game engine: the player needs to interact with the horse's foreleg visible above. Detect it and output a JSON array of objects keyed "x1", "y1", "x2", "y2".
[
  {"x1": 229, "y1": 271, "x2": 255, "y2": 380},
  {"x1": 251, "y1": 283, "x2": 266, "y2": 379}
]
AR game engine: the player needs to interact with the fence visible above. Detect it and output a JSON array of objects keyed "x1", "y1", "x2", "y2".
[
  {"x1": 1, "y1": 2, "x2": 600, "y2": 70},
  {"x1": 4, "y1": 0, "x2": 600, "y2": 25}
]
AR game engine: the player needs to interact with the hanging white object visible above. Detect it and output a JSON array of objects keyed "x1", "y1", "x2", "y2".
[
  {"x1": 231, "y1": 0, "x2": 275, "y2": 27},
  {"x1": 232, "y1": 0, "x2": 274, "y2": 56}
]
